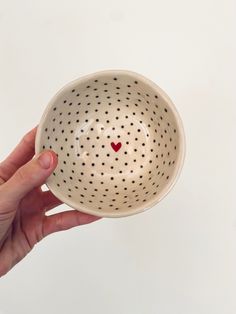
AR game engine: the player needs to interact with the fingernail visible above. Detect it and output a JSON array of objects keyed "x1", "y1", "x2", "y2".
[{"x1": 38, "y1": 152, "x2": 53, "y2": 169}]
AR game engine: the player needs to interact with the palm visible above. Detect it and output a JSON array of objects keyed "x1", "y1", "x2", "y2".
[
  {"x1": 0, "y1": 127, "x2": 100, "y2": 277},
  {"x1": 0, "y1": 186, "x2": 60, "y2": 269},
  {"x1": 18, "y1": 187, "x2": 60, "y2": 246}
]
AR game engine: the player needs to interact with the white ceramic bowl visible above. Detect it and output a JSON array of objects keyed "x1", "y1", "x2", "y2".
[{"x1": 35, "y1": 70, "x2": 185, "y2": 217}]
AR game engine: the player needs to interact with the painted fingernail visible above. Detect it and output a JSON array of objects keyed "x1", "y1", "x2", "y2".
[{"x1": 38, "y1": 152, "x2": 53, "y2": 169}]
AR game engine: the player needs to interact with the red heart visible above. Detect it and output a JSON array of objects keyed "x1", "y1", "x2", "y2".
[{"x1": 111, "y1": 142, "x2": 122, "y2": 152}]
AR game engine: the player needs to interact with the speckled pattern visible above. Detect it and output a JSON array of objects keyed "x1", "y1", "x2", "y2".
[{"x1": 35, "y1": 70, "x2": 185, "y2": 217}]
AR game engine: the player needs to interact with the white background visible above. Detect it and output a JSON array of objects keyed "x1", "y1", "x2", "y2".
[{"x1": 0, "y1": 0, "x2": 235, "y2": 313}]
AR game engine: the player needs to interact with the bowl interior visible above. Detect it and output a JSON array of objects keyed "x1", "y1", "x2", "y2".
[{"x1": 36, "y1": 71, "x2": 183, "y2": 217}]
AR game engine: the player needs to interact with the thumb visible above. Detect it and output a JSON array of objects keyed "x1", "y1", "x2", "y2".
[{"x1": 1, "y1": 150, "x2": 58, "y2": 205}]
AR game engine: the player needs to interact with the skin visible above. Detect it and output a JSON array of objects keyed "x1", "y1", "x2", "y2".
[{"x1": 0, "y1": 126, "x2": 100, "y2": 277}]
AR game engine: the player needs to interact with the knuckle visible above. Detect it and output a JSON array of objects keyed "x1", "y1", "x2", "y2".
[
  {"x1": 75, "y1": 214, "x2": 81, "y2": 226},
  {"x1": 16, "y1": 167, "x2": 27, "y2": 183},
  {"x1": 15, "y1": 166, "x2": 35, "y2": 186},
  {"x1": 55, "y1": 213, "x2": 64, "y2": 231},
  {"x1": 15, "y1": 163, "x2": 38, "y2": 184}
]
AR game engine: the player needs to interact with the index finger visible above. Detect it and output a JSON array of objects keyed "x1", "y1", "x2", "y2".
[{"x1": 0, "y1": 126, "x2": 37, "y2": 181}]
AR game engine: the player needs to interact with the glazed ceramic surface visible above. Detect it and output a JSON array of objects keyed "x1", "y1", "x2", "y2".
[{"x1": 35, "y1": 70, "x2": 185, "y2": 217}]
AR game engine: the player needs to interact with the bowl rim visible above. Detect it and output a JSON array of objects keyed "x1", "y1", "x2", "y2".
[{"x1": 35, "y1": 69, "x2": 186, "y2": 218}]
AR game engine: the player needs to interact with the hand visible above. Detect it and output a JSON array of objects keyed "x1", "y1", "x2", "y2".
[{"x1": 0, "y1": 126, "x2": 100, "y2": 277}]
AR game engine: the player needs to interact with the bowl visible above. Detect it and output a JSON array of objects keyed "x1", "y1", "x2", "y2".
[{"x1": 35, "y1": 70, "x2": 185, "y2": 217}]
